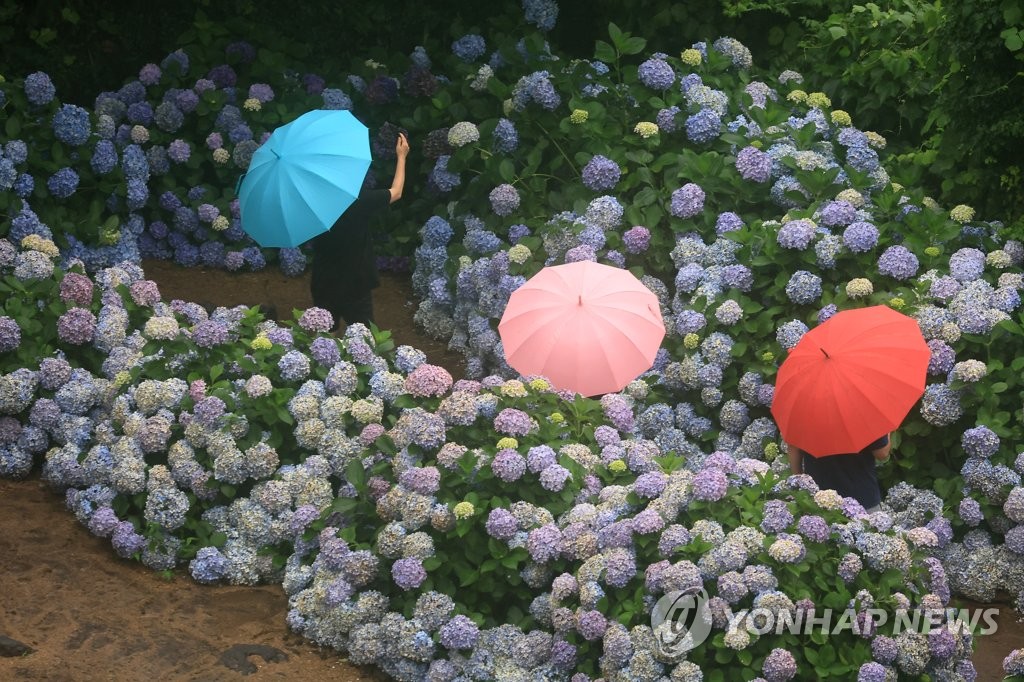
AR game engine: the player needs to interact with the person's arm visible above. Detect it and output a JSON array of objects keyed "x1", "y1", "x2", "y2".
[
  {"x1": 871, "y1": 433, "x2": 892, "y2": 462},
  {"x1": 389, "y1": 133, "x2": 409, "y2": 203},
  {"x1": 786, "y1": 443, "x2": 802, "y2": 475}
]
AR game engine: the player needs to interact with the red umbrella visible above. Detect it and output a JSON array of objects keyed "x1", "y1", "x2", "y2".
[
  {"x1": 497, "y1": 261, "x2": 665, "y2": 397},
  {"x1": 770, "y1": 305, "x2": 930, "y2": 457}
]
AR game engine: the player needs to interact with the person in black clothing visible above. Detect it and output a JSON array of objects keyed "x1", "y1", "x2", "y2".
[
  {"x1": 787, "y1": 433, "x2": 893, "y2": 512},
  {"x1": 309, "y1": 132, "x2": 409, "y2": 331}
]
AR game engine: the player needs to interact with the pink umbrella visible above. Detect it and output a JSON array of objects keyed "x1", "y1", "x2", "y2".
[{"x1": 498, "y1": 261, "x2": 665, "y2": 396}]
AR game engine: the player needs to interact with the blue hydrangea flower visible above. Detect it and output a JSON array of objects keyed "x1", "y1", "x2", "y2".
[
  {"x1": 52, "y1": 104, "x2": 92, "y2": 146},
  {"x1": 581, "y1": 155, "x2": 620, "y2": 191},
  {"x1": 818, "y1": 200, "x2": 857, "y2": 227},
  {"x1": 420, "y1": 216, "x2": 453, "y2": 248},
  {"x1": 877, "y1": 245, "x2": 920, "y2": 280},
  {"x1": 949, "y1": 247, "x2": 986, "y2": 282},
  {"x1": 523, "y1": 0, "x2": 559, "y2": 31},
  {"x1": 842, "y1": 221, "x2": 879, "y2": 252},
  {"x1": 776, "y1": 319, "x2": 809, "y2": 350},
  {"x1": 685, "y1": 108, "x2": 722, "y2": 144},
  {"x1": 322, "y1": 88, "x2": 353, "y2": 110},
  {"x1": 785, "y1": 270, "x2": 822, "y2": 304},
  {"x1": 429, "y1": 155, "x2": 461, "y2": 193},
  {"x1": 777, "y1": 219, "x2": 817, "y2": 250},
  {"x1": 637, "y1": 58, "x2": 675, "y2": 90},
  {"x1": 656, "y1": 106, "x2": 680, "y2": 133},
  {"x1": 511, "y1": 71, "x2": 561, "y2": 111},
  {"x1": 452, "y1": 34, "x2": 486, "y2": 62},
  {"x1": 961, "y1": 425, "x2": 999, "y2": 458},
  {"x1": 670, "y1": 183, "x2": 705, "y2": 218},
  {"x1": 89, "y1": 140, "x2": 118, "y2": 175},
  {"x1": 47, "y1": 168, "x2": 80, "y2": 199},
  {"x1": 24, "y1": 71, "x2": 56, "y2": 105},
  {"x1": 492, "y1": 118, "x2": 518, "y2": 153}
]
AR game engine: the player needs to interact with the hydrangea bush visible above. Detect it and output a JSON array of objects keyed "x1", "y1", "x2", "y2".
[
  {"x1": 0, "y1": 229, "x2": 992, "y2": 680},
  {"x1": 1, "y1": 1, "x2": 1023, "y2": 679}
]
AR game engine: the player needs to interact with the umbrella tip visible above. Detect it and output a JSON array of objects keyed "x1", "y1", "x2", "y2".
[
  {"x1": 578, "y1": 295, "x2": 582, "y2": 306},
  {"x1": 820, "y1": 347, "x2": 830, "y2": 359}
]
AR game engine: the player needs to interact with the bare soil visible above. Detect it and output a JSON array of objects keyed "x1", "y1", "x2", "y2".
[{"x1": 0, "y1": 261, "x2": 1019, "y2": 681}]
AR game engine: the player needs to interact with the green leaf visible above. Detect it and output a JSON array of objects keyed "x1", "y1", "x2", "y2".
[
  {"x1": 345, "y1": 458, "x2": 366, "y2": 489},
  {"x1": 631, "y1": 187, "x2": 659, "y2": 208},
  {"x1": 5, "y1": 116, "x2": 21, "y2": 138},
  {"x1": 1001, "y1": 27, "x2": 1024, "y2": 52},
  {"x1": 498, "y1": 159, "x2": 515, "y2": 183},
  {"x1": 210, "y1": 364, "x2": 223, "y2": 382},
  {"x1": 828, "y1": 26, "x2": 848, "y2": 40},
  {"x1": 621, "y1": 36, "x2": 647, "y2": 55},
  {"x1": 594, "y1": 40, "x2": 616, "y2": 63},
  {"x1": 607, "y1": 22, "x2": 623, "y2": 44}
]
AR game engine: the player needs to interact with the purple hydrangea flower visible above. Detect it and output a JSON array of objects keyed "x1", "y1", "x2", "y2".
[
  {"x1": 489, "y1": 184, "x2": 520, "y2": 216},
  {"x1": 716, "y1": 212, "x2": 744, "y2": 235},
  {"x1": 958, "y1": 498, "x2": 983, "y2": 526},
  {"x1": 638, "y1": 58, "x2": 675, "y2": 90},
  {"x1": 760, "y1": 500, "x2": 794, "y2": 533},
  {"x1": 298, "y1": 307, "x2": 334, "y2": 333},
  {"x1": 842, "y1": 221, "x2": 879, "y2": 252},
  {"x1": 491, "y1": 449, "x2": 527, "y2": 482},
  {"x1": 877, "y1": 245, "x2": 920, "y2": 280},
  {"x1": 949, "y1": 247, "x2": 986, "y2": 282},
  {"x1": 576, "y1": 610, "x2": 608, "y2": 640},
  {"x1": 736, "y1": 146, "x2": 771, "y2": 182},
  {"x1": 581, "y1": 155, "x2": 620, "y2": 191},
  {"x1": 392, "y1": 557, "x2": 427, "y2": 590},
  {"x1": 634, "y1": 471, "x2": 668, "y2": 498},
  {"x1": 527, "y1": 523, "x2": 562, "y2": 562},
  {"x1": 623, "y1": 226, "x2": 651, "y2": 254},
  {"x1": 927, "y1": 340, "x2": 956, "y2": 376},
  {"x1": 961, "y1": 425, "x2": 999, "y2": 458},
  {"x1": 0, "y1": 317, "x2": 22, "y2": 352},
  {"x1": 440, "y1": 614, "x2": 479, "y2": 649},
  {"x1": 692, "y1": 467, "x2": 728, "y2": 501},
  {"x1": 399, "y1": 466, "x2": 441, "y2": 495},
  {"x1": 539, "y1": 464, "x2": 571, "y2": 492},
  {"x1": 670, "y1": 183, "x2": 706, "y2": 219},
  {"x1": 494, "y1": 408, "x2": 534, "y2": 436},
  {"x1": 57, "y1": 308, "x2": 96, "y2": 345},
  {"x1": 777, "y1": 219, "x2": 817, "y2": 250},
  {"x1": 819, "y1": 200, "x2": 857, "y2": 227},
  {"x1": 762, "y1": 648, "x2": 797, "y2": 681},
  {"x1": 486, "y1": 508, "x2": 518, "y2": 540}
]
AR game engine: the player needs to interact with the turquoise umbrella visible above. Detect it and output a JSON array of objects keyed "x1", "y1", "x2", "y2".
[{"x1": 237, "y1": 109, "x2": 372, "y2": 248}]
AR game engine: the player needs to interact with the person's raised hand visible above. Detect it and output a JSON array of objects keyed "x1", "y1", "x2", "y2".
[{"x1": 395, "y1": 132, "x2": 410, "y2": 159}]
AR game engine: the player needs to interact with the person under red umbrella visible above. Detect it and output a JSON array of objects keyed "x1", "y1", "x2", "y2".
[
  {"x1": 771, "y1": 305, "x2": 929, "y2": 513},
  {"x1": 787, "y1": 433, "x2": 892, "y2": 512}
]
